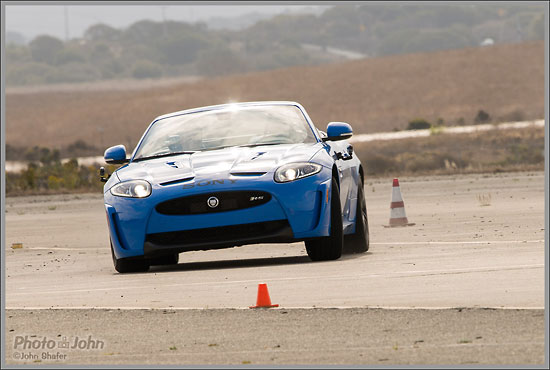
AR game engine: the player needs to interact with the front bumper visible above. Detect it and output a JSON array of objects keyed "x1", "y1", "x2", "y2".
[{"x1": 105, "y1": 169, "x2": 333, "y2": 259}]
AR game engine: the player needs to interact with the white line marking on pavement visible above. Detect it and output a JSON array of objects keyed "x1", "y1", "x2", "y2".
[{"x1": 8, "y1": 264, "x2": 544, "y2": 296}]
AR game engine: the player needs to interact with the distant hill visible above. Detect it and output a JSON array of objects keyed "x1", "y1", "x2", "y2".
[
  {"x1": 5, "y1": 41, "x2": 544, "y2": 150},
  {"x1": 5, "y1": 3, "x2": 544, "y2": 86}
]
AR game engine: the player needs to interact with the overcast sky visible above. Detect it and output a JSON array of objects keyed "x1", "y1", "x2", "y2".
[{"x1": 5, "y1": 4, "x2": 330, "y2": 41}]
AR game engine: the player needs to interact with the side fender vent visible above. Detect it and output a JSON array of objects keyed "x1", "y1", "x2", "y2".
[{"x1": 159, "y1": 177, "x2": 194, "y2": 186}]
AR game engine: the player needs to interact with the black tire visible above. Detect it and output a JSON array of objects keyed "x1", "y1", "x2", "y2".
[
  {"x1": 111, "y1": 242, "x2": 150, "y2": 273},
  {"x1": 344, "y1": 179, "x2": 370, "y2": 253},
  {"x1": 305, "y1": 177, "x2": 343, "y2": 261},
  {"x1": 149, "y1": 253, "x2": 179, "y2": 266}
]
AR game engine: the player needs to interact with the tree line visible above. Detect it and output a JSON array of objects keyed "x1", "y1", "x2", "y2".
[{"x1": 6, "y1": 3, "x2": 545, "y2": 86}]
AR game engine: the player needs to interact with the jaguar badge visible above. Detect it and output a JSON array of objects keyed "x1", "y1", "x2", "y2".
[{"x1": 207, "y1": 196, "x2": 219, "y2": 208}]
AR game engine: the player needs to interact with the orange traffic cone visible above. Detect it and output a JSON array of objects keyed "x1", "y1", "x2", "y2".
[
  {"x1": 385, "y1": 178, "x2": 415, "y2": 227},
  {"x1": 249, "y1": 283, "x2": 279, "y2": 308}
]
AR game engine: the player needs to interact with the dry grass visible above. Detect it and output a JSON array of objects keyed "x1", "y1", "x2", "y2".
[
  {"x1": 5, "y1": 41, "x2": 544, "y2": 150},
  {"x1": 6, "y1": 126, "x2": 543, "y2": 196},
  {"x1": 354, "y1": 126, "x2": 545, "y2": 177}
]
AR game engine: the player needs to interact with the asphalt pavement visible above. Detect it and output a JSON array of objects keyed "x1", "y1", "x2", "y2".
[{"x1": 4, "y1": 171, "x2": 546, "y2": 365}]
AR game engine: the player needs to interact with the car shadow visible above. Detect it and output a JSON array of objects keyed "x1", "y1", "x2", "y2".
[
  {"x1": 148, "y1": 250, "x2": 369, "y2": 274},
  {"x1": 149, "y1": 255, "x2": 312, "y2": 273},
  {"x1": 341, "y1": 250, "x2": 373, "y2": 259}
]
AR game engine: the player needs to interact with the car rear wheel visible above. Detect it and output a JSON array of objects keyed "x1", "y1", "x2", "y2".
[
  {"x1": 344, "y1": 179, "x2": 370, "y2": 253},
  {"x1": 111, "y1": 242, "x2": 150, "y2": 273},
  {"x1": 305, "y1": 178, "x2": 343, "y2": 261}
]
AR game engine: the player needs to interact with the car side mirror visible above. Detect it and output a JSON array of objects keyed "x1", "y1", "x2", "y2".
[
  {"x1": 323, "y1": 122, "x2": 353, "y2": 142},
  {"x1": 104, "y1": 145, "x2": 129, "y2": 164}
]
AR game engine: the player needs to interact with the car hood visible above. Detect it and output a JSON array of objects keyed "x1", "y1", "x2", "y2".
[{"x1": 116, "y1": 143, "x2": 324, "y2": 185}]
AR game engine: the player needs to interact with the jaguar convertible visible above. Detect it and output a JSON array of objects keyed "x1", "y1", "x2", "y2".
[{"x1": 101, "y1": 101, "x2": 369, "y2": 272}]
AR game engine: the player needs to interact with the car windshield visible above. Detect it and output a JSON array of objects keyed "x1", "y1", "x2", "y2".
[{"x1": 133, "y1": 105, "x2": 317, "y2": 161}]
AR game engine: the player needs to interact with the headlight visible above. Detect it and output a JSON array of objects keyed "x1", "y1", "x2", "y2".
[
  {"x1": 110, "y1": 180, "x2": 152, "y2": 198},
  {"x1": 274, "y1": 163, "x2": 322, "y2": 183}
]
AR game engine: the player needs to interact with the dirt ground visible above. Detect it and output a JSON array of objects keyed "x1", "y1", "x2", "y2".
[{"x1": 5, "y1": 41, "x2": 544, "y2": 148}]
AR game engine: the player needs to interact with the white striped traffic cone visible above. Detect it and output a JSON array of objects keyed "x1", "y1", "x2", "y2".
[{"x1": 386, "y1": 178, "x2": 415, "y2": 227}]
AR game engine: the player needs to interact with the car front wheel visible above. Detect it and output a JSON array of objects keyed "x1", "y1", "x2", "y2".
[
  {"x1": 111, "y1": 242, "x2": 150, "y2": 273},
  {"x1": 305, "y1": 177, "x2": 343, "y2": 261}
]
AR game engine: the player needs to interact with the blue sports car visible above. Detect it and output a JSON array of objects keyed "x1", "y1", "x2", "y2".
[{"x1": 101, "y1": 101, "x2": 369, "y2": 273}]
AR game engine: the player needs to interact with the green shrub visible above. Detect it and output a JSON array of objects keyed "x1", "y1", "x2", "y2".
[
  {"x1": 21, "y1": 164, "x2": 38, "y2": 189},
  {"x1": 474, "y1": 110, "x2": 491, "y2": 124},
  {"x1": 429, "y1": 126, "x2": 444, "y2": 135},
  {"x1": 47, "y1": 175, "x2": 63, "y2": 190},
  {"x1": 40, "y1": 148, "x2": 60, "y2": 165},
  {"x1": 65, "y1": 140, "x2": 100, "y2": 157},
  {"x1": 6, "y1": 159, "x2": 120, "y2": 195},
  {"x1": 406, "y1": 118, "x2": 432, "y2": 130}
]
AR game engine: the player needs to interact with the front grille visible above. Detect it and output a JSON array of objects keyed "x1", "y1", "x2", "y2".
[
  {"x1": 145, "y1": 220, "x2": 290, "y2": 247},
  {"x1": 155, "y1": 191, "x2": 272, "y2": 215}
]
